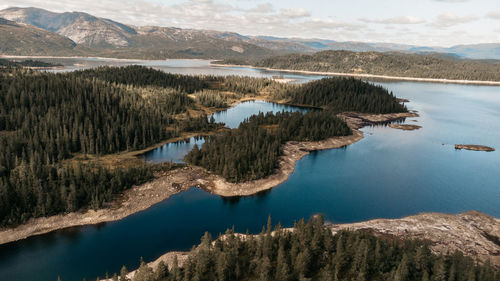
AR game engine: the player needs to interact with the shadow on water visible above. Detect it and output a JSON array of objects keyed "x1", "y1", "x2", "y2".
[{"x1": 221, "y1": 188, "x2": 273, "y2": 205}]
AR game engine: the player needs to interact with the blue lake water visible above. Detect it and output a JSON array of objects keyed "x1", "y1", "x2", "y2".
[
  {"x1": 0, "y1": 60, "x2": 499, "y2": 281},
  {"x1": 141, "y1": 100, "x2": 310, "y2": 163}
]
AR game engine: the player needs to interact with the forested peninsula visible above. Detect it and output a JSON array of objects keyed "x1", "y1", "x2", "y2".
[
  {"x1": 107, "y1": 214, "x2": 500, "y2": 281},
  {"x1": 185, "y1": 77, "x2": 406, "y2": 183},
  {"x1": 217, "y1": 50, "x2": 500, "y2": 83},
  {"x1": 1, "y1": 65, "x2": 409, "y2": 242}
]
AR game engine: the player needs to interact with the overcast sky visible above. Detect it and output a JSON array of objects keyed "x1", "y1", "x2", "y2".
[{"x1": 1, "y1": 0, "x2": 499, "y2": 47}]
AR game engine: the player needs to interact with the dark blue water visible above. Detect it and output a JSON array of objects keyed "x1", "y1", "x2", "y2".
[
  {"x1": 141, "y1": 137, "x2": 206, "y2": 164},
  {"x1": 210, "y1": 100, "x2": 310, "y2": 129},
  {"x1": 141, "y1": 100, "x2": 310, "y2": 163},
  {"x1": 1, "y1": 64, "x2": 500, "y2": 281}
]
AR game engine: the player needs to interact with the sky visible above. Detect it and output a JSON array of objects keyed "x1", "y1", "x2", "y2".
[{"x1": 1, "y1": 0, "x2": 499, "y2": 47}]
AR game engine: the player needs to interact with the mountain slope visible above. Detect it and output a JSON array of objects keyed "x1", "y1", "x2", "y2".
[
  {"x1": 1, "y1": 7, "x2": 500, "y2": 60},
  {"x1": 0, "y1": 7, "x2": 276, "y2": 59},
  {"x1": 0, "y1": 17, "x2": 78, "y2": 56},
  {"x1": 0, "y1": 7, "x2": 136, "y2": 48}
]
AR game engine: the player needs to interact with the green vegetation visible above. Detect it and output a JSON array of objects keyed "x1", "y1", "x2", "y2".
[
  {"x1": 1, "y1": 163, "x2": 155, "y2": 226},
  {"x1": 0, "y1": 66, "x2": 220, "y2": 227},
  {"x1": 193, "y1": 90, "x2": 228, "y2": 108},
  {"x1": 186, "y1": 77, "x2": 405, "y2": 182},
  {"x1": 222, "y1": 50, "x2": 500, "y2": 81},
  {"x1": 288, "y1": 77, "x2": 407, "y2": 114},
  {"x1": 0, "y1": 65, "x2": 406, "y2": 226},
  {"x1": 111, "y1": 217, "x2": 500, "y2": 281},
  {"x1": 185, "y1": 111, "x2": 351, "y2": 182},
  {"x1": 74, "y1": 66, "x2": 207, "y2": 94},
  {"x1": 0, "y1": 58, "x2": 61, "y2": 67}
]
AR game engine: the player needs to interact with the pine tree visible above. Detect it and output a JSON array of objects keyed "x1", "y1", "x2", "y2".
[
  {"x1": 120, "y1": 265, "x2": 129, "y2": 281},
  {"x1": 155, "y1": 261, "x2": 169, "y2": 280}
]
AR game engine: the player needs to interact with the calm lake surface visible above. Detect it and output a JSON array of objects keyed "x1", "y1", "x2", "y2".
[
  {"x1": 141, "y1": 100, "x2": 310, "y2": 163},
  {"x1": 0, "y1": 59, "x2": 499, "y2": 281}
]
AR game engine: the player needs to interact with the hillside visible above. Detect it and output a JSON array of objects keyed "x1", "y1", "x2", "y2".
[
  {"x1": 227, "y1": 50, "x2": 500, "y2": 82},
  {"x1": 2, "y1": 7, "x2": 500, "y2": 60},
  {"x1": 0, "y1": 7, "x2": 275, "y2": 59},
  {"x1": 0, "y1": 7, "x2": 136, "y2": 48},
  {"x1": 0, "y1": 18, "x2": 78, "y2": 56}
]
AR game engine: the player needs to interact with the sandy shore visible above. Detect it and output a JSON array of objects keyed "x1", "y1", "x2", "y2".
[
  {"x1": 110, "y1": 211, "x2": 500, "y2": 280},
  {"x1": 0, "y1": 112, "x2": 418, "y2": 245},
  {"x1": 212, "y1": 63, "x2": 500, "y2": 86}
]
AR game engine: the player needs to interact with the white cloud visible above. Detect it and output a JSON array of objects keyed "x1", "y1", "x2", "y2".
[
  {"x1": 361, "y1": 16, "x2": 425, "y2": 25},
  {"x1": 279, "y1": 8, "x2": 310, "y2": 19},
  {"x1": 247, "y1": 3, "x2": 274, "y2": 14},
  {"x1": 0, "y1": 0, "x2": 497, "y2": 47},
  {"x1": 429, "y1": 13, "x2": 479, "y2": 28},
  {"x1": 433, "y1": 0, "x2": 470, "y2": 2},
  {"x1": 487, "y1": 11, "x2": 500, "y2": 19}
]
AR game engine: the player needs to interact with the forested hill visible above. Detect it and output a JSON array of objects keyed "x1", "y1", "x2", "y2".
[
  {"x1": 222, "y1": 50, "x2": 500, "y2": 81},
  {"x1": 73, "y1": 66, "x2": 208, "y2": 93},
  {"x1": 111, "y1": 217, "x2": 500, "y2": 281},
  {"x1": 0, "y1": 67, "x2": 220, "y2": 227},
  {"x1": 186, "y1": 111, "x2": 352, "y2": 182},
  {"x1": 286, "y1": 77, "x2": 407, "y2": 114}
]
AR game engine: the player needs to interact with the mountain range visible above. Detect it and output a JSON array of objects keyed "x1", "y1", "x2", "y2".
[{"x1": 1, "y1": 7, "x2": 500, "y2": 60}]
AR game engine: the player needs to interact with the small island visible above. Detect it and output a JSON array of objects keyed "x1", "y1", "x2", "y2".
[
  {"x1": 455, "y1": 144, "x2": 495, "y2": 152},
  {"x1": 389, "y1": 124, "x2": 422, "y2": 131}
]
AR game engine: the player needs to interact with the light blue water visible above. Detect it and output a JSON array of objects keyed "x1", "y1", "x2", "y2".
[
  {"x1": 141, "y1": 100, "x2": 310, "y2": 163},
  {"x1": 0, "y1": 60, "x2": 499, "y2": 281}
]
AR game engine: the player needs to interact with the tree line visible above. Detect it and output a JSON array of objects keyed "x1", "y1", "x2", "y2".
[
  {"x1": 185, "y1": 77, "x2": 406, "y2": 183},
  {"x1": 0, "y1": 162, "x2": 155, "y2": 226},
  {"x1": 185, "y1": 111, "x2": 351, "y2": 182},
  {"x1": 236, "y1": 50, "x2": 500, "y2": 82},
  {"x1": 0, "y1": 65, "x2": 408, "y2": 226},
  {"x1": 0, "y1": 66, "x2": 221, "y2": 227},
  {"x1": 74, "y1": 66, "x2": 208, "y2": 94},
  {"x1": 0, "y1": 59, "x2": 61, "y2": 68},
  {"x1": 286, "y1": 77, "x2": 407, "y2": 114},
  {"x1": 108, "y1": 216, "x2": 499, "y2": 281}
]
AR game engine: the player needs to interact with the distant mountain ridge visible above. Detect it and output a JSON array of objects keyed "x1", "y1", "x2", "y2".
[
  {"x1": 1, "y1": 6, "x2": 500, "y2": 60},
  {"x1": 0, "y1": 7, "x2": 276, "y2": 59},
  {"x1": 0, "y1": 16, "x2": 79, "y2": 56}
]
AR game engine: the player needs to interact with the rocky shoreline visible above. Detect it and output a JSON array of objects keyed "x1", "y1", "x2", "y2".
[
  {"x1": 329, "y1": 211, "x2": 500, "y2": 268},
  {"x1": 111, "y1": 211, "x2": 500, "y2": 280},
  {"x1": 0, "y1": 111, "x2": 417, "y2": 245},
  {"x1": 389, "y1": 123, "x2": 422, "y2": 130},
  {"x1": 455, "y1": 144, "x2": 495, "y2": 152}
]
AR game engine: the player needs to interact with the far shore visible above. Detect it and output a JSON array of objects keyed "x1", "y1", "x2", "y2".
[
  {"x1": 5, "y1": 55, "x2": 499, "y2": 86},
  {"x1": 212, "y1": 63, "x2": 500, "y2": 86},
  {"x1": 0, "y1": 55, "x2": 214, "y2": 63},
  {"x1": 0, "y1": 110, "x2": 418, "y2": 245}
]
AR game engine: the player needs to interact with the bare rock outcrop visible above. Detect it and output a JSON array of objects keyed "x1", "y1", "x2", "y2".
[{"x1": 329, "y1": 211, "x2": 500, "y2": 268}]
